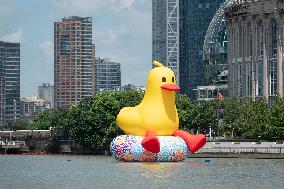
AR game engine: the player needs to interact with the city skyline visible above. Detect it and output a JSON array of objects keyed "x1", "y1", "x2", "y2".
[{"x1": 0, "y1": 0, "x2": 152, "y2": 98}]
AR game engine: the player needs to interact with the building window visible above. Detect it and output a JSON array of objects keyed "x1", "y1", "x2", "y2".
[
  {"x1": 256, "y1": 21, "x2": 264, "y2": 58},
  {"x1": 246, "y1": 23, "x2": 252, "y2": 57},
  {"x1": 256, "y1": 61, "x2": 263, "y2": 96},
  {"x1": 247, "y1": 63, "x2": 252, "y2": 96},
  {"x1": 269, "y1": 60, "x2": 277, "y2": 95},
  {"x1": 233, "y1": 27, "x2": 238, "y2": 58},
  {"x1": 237, "y1": 25, "x2": 242, "y2": 58},
  {"x1": 271, "y1": 20, "x2": 277, "y2": 58},
  {"x1": 238, "y1": 64, "x2": 243, "y2": 96}
]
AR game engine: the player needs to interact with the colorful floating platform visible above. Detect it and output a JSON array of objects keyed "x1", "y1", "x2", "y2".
[{"x1": 110, "y1": 135, "x2": 190, "y2": 162}]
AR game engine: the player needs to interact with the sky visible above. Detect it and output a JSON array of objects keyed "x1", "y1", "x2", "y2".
[{"x1": 0, "y1": 0, "x2": 152, "y2": 97}]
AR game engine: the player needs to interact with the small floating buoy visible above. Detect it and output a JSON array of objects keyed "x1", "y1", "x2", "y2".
[{"x1": 204, "y1": 159, "x2": 211, "y2": 163}]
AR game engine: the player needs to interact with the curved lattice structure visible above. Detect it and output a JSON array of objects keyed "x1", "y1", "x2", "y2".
[{"x1": 203, "y1": 0, "x2": 239, "y2": 85}]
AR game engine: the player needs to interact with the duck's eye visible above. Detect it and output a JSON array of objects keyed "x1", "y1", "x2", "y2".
[
  {"x1": 162, "y1": 77, "x2": 166, "y2": 82},
  {"x1": 172, "y1": 77, "x2": 175, "y2": 82}
]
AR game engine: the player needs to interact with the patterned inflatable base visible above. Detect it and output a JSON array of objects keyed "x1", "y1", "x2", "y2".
[{"x1": 110, "y1": 135, "x2": 189, "y2": 162}]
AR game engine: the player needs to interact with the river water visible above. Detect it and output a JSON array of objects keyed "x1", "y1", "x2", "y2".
[{"x1": 0, "y1": 155, "x2": 283, "y2": 189}]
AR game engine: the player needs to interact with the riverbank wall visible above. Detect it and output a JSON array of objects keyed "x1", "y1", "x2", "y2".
[
  {"x1": 192, "y1": 142, "x2": 284, "y2": 159},
  {"x1": 1, "y1": 131, "x2": 283, "y2": 158}
]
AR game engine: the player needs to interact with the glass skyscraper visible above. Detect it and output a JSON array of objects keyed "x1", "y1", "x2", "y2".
[
  {"x1": 179, "y1": 0, "x2": 224, "y2": 99},
  {"x1": 152, "y1": 0, "x2": 180, "y2": 84},
  {"x1": 0, "y1": 41, "x2": 20, "y2": 128},
  {"x1": 54, "y1": 16, "x2": 95, "y2": 108},
  {"x1": 153, "y1": 0, "x2": 224, "y2": 100},
  {"x1": 94, "y1": 58, "x2": 121, "y2": 93}
]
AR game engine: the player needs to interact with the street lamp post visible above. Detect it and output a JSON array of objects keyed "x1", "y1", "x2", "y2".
[{"x1": 209, "y1": 125, "x2": 212, "y2": 140}]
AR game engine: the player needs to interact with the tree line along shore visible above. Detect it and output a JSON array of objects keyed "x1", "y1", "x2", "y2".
[{"x1": 3, "y1": 90, "x2": 284, "y2": 154}]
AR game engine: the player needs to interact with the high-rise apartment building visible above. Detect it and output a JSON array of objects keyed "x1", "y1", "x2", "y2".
[
  {"x1": 54, "y1": 16, "x2": 95, "y2": 108},
  {"x1": 0, "y1": 41, "x2": 20, "y2": 128},
  {"x1": 152, "y1": 0, "x2": 179, "y2": 84},
  {"x1": 38, "y1": 83, "x2": 54, "y2": 109},
  {"x1": 94, "y1": 58, "x2": 121, "y2": 93},
  {"x1": 179, "y1": 0, "x2": 224, "y2": 99}
]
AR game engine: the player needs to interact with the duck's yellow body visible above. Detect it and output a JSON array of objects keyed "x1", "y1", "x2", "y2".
[{"x1": 116, "y1": 62, "x2": 179, "y2": 136}]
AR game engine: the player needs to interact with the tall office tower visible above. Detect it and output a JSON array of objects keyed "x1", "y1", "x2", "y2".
[
  {"x1": 179, "y1": 0, "x2": 224, "y2": 99},
  {"x1": 0, "y1": 43, "x2": 6, "y2": 128},
  {"x1": 54, "y1": 16, "x2": 95, "y2": 108},
  {"x1": 94, "y1": 57, "x2": 121, "y2": 93},
  {"x1": 0, "y1": 41, "x2": 20, "y2": 127},
  {"x1": 152, "y1": 0, "x2": 179, "y2": 84},
  {"x1": 38, "y1": 83, "x2": 54, "y2": 109}
]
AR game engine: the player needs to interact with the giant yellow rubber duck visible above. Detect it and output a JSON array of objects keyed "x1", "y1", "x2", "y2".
[{"x1": 116, "y1": 61, "x2": 205, "y2": 153}]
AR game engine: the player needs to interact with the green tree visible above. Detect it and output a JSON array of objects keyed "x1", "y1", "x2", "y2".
[
  {"x1": 268, "y1": 96, "x2": 284, "y2": 140},
  {"x1": 176, "y1": 94, "x2": 194, "y2": 132},
  {"x1": 33, "y1": 110, "x2": 54, "y2": 130},
  {"x1": 50, "y1": 107, "x2": 75, "y2": 139},
  {"x1": 188, "y1": 100, "x2": 218, "y2": 134},
  {"x1": 70, "y1": 90, "x2": 143, "y2": 152},
  {"x1": 8, "y1": 119, "x2": 30, "y2": 131},
  {"x1": 237, "y1": 99, "x2": 270, "y2": 139},
  {"x1": 220, "y1": 99, "x2": 241, "y2": 137},
  {"x1": 33, "y1": 107, "x2": 75, "y2": 138},
  {"x1": 251, "y1": 99, "x2": 270, "y2": 139}
]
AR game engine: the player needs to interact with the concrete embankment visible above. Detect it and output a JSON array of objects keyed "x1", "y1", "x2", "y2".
[
  {"x1": 191, "y1": 153, "x2": 284, "y2": 159},
  {"x1": 1, "y1": 131, "x2": 284, "y2": 158},
  {"x1": 193, "y1": 141, "x2": 284, "y2": 159}
]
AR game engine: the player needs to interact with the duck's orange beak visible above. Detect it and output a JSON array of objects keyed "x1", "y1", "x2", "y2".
[{"x1": 161, "y1": 84, "x2": 180, "y2": 91}]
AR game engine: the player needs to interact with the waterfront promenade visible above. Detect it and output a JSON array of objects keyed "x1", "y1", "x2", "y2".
[
  {"x1": 200, "y1": 142, "x2": 283, "y2": 153},
  {"x1": 193, "y1": 141, "x2": 284, "y2": 159},
  {"x1": 1, "y1": 130, "x2": 283, "y2": 157}
]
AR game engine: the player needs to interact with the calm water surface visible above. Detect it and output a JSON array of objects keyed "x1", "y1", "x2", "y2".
[{"x1": 0, "y1": 155, "x2": 283, "y2": 189}]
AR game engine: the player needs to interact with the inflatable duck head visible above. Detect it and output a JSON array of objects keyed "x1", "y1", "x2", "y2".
[{"x1": 145, "y1": 61, "x2": 180, "y2": 95}]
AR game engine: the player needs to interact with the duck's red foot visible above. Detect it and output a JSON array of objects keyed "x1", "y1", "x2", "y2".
[
  {"x1": 173, "y1": 130, "x2": 206, "y2": 153},
  {"x1": 141, "y1": 131, "x2": 160, "y2": 153}
]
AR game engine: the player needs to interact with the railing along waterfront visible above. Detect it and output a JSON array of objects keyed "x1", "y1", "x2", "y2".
[{"x1": 198, "y1": 142, "x2": 284, "y2": 154}]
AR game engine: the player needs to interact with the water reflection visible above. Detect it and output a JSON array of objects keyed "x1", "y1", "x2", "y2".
[
  {"x1": 116, "y1": 160, "x2": 208, "y2": 184},
  {"x1": 0, "y1": 156, "x2": 283, "y2": 189},
  {"x1": 139, "y1": 163, "x2": 175, "y2": 180}
]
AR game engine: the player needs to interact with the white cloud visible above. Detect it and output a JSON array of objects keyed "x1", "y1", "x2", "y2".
[
  {"x1": 115, "y1": 0, "x2": 135, "y2": 9},
  {"x1": 51, "y1": 0, "x2": 109, "y2": 15},
  {"x1": 40, "y1": 40, "x2": 53, "y2": 64},
  {"x1": 50, "y1": 0, "x2": 151, "y2": 86},
  {"x1": 0, "y1": 0, "x2": 12, "y2": 17},
  {"x1": 51, "y1": 0, "x2": 144, "y2": 15},
  {"x1": 95, "y1": 27, "x2": 130, "y2": 48},
  {"x1": 110, "y1": 0, "x2": 135, "y2": 13},
  {"x1": 0, "y1": 28, "x2": 26, "y2": 43},
  {"x1": 0, "y1": 5, "x2": 11, "y2": 16}
]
